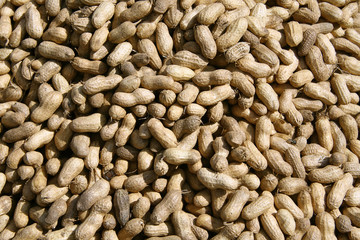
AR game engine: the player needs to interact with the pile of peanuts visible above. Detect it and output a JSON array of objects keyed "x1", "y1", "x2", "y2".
[{"x1": 1, "y1": 0, "x2": 360, "y2": 239}]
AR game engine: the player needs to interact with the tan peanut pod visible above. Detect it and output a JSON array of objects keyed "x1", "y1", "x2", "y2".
[
  {"x1": 112, "y1": 88, "x2": 155, "y2": 107},
  {"x1": 196, "y1": 214, "x2": 224, "y2": 233},
  {"x1": 211, "y1": 221, "x2": 245, "y2": 240},
  {"x1": 38, "y1": 184, "x2": 68, "y2": 205},
  {"x1": 284, "y1": 21, "x2": 303, "y2": 47},
  {"x1": 275, "y1": 209, "x2": 296, "y2": 236},
  {"x1": 194, "y1": 25, "x2": 216, "y2": 59},
  {"x1": 76, "y1": 196, "x2": 112, "y2": 240},
  {"x1": 177, "y1": 82, "x2": 199, "y2": 106},
  {"x1": 91, "y1": 1, "x2": 114, "y2": 29},
  {"x1": 138, "y1": 39, "x2": 162, "y2": 70},
  {"x1": 344, "y1": 207, "x2": 360, "y2": 227},
  {"x1": 31, "y1": 91, "x2": 63, "y2": 123},
  {"x1": 147, "y1": 118, "x2": 178, "y2": 149},
  {"x1": 13, "y1": 199, "x2": 30, "y2": 228},
  {"x1": 196, "y1": 84, "x2": 234, "y2": 106},
  {"x1": 197, "y1": 167, "x2": 239, "y2": 190},
  {"x1": 70, "y1": 113, "x2": 106, "y2": 133},
  {"x1": 107, "y1": 42, "x2": 132, "y2": 67},
  {"x1": 193, "y1": 69, "x2": 232, "y2": 87},
  {"x1": 44, "y1": 198, "x2": 67, "y2": 227},
  {"x1": 12, "y1": 223, "x2": 43, "y2": 240},
  {"x1": 308, "y1": 165, "x2": 344, "y2": 184},
  {"x1": 255, "y1": 116, "x2": 272, "y2": 152},
  {"x1": 42, "y1": 27, "x2": 68, "y2": 44},
  {"x1": 150, "y1": 190, "x2": 182, "y2": 224},
  {"x1": 275, "y1": 194, "x2": 304, "y2": 220},
  {"x1": 310, "y1": 182, "x2": 326, "y2": 214},
  {"x1": 71, "y1": 57, "x2": 108, "y2": 75},
  {"x1": 238, "y1": 231, "x2": 254, "y2": 240},
  {"x1": 38, "y1": 41, "x2": 75, "y2": 62},
  {"x1": 335, "y1": 215, "x2": 352, "y2": 233},
  {"x1": 278, "y1": 177, "x2": 308, "y2": 195},
  {"x1": 34, "y1": 60, "x2": 61, "y2": 84},
  {"x1": 255, "y1": 81, "x2": 279, "y2": 112},
  {"x1": 330, "y1": 124, "x2": 347, "y2": 153},
  {"x1": 54, "y1": 119, "x2": 73, "y2": 151},
  {"x1": 25, "y1": 6, "x2": 43, "y2": 39},
  {"x1": 302, "y1": 226, "x2": 321, "y2": 240},
  {"x1": 338, "y1": 54, "x2": 360, "y2": 75},
  {"x1": 3, "y1": 121, "x2": 41, "y2": 143},
  {"x1": 23, "y1": 128, "x2": 54, "y2": 152},
  {"x1": 316, "y1": 33, "x2": 337, "y2": 64},
  {"x1": 197, "y1": 2, "x2": 225, "y2": 25},
  {"x1": 339, "y1": 114, "x2": 358, "y2": 141},
  {"x1": 303, "y1": 82, "x2": 337, "y2": 105},
  {"x1": 316, "y1": 212, "x2": 336, "y2": 239},
  {"x1": 319, "y1": 2, "x2": 343, "y2": 22},
  {"x1": 171, "y1": 211, "x2": 197, "y2": 240},
  {"x1": 113, "y1": 189, "x2": 130, "y2": 228},
  {"x1": 305, "y1": 46, "x2": 335, "y2": 82},
  {"x1": 327, "y1": 173, "x2": 353, "y2": 210},
  {"x1": 244, "y1": 140, "x2": 267, "y2": 171},
  {"x1": 165, "y1": 65, "x2": 195, "y2": 81},
  {"x1": 314, "y1": 115, "x2": 333, "y2": 151},
  {"x1": 57, "y1": 157, "x2": 84, "y2": 187},
  {"x1": 237, "y1": 54, "x2": 272, "y2": 78},
  {"x1": 156, "y1": 22, "x2": 173, "y2": 57},
  {"x1": 83, "y1": 75, "x2": 122, "y2": 95},
  {"x1": 332, "y1": 38, "x2": 360, "y2": 58},
  {"x1": 331, "y1": 74, "x2": 352, "y2": 105},
  {"x1": 109, "y1": 21, "x2": 136, "y2": 44},
  {"x1": 141, "y1": 75, "x2": 181, "y2": 93},
  {"x1": 144, "y1": 222, "x2": 174, "y2": 237},
  {"x1": 260, "y1": 213, "x2": 285, "y2": 240},
  {"x1": 345, "y1": 187, "x2": 360, "y2": 207},
  {"x1": 90, "y1": 24, "x2": 110, "y2": 52},
  {"x1": 124, "y1": 170, "x2": 157, "y2": 192},
  {"x1": 241, "y1": 192, "x2": 273, "y2": 220},
  {"x1": 220, "y1": 186, "x2": 249, "y2": 222},
  {"x1": 297, "y1": 190, "x2": 313, "y2": 219},
  {"x1": 172, "y1": 50, "x2": 208, "y2": 69},
  {"x1": 0, "y1": 219, "x2": 17, "y2": 240},
  {"x1": 225, "y1": 42, "x2": 250, "y2": 63},
  {"x1": 119, "y1": 0, "x2": 152, "y2": 22},
  {"x1": 298, "y1": 28, "x2": 317, "y2": 57},
  {"x1": 76, "y1": 179, "x2": 110, "y2": 212},
  {"x1": 163, "y1": 148, "x2": 200, "y2": 165}
]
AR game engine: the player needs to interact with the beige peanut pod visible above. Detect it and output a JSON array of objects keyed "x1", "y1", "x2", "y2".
[
  {"x1": 150, "y1": 190, "x2": 182, "y2": 224},
  {"x1": 316, "y1": 33, "x2": 337, "y2": 64},
  {"x1": 25, "y1": 6, "x2": 43, "y2": 39},
  {"x1": 45, "y1": 0, "x2": 61, "y2": 17},
  {"x1": 278, "y1": 177, "x2": 308, "y2": 195},
  {"x1": 124, "y1": 170, "x2": 158, "y2": 192},
  {"x1": 156, "y1": 22, "x2": 173, "y2": 57},
  {"x1": 83, "y1": 75, "x2": 122, "y2": 95},
  {"x1": 315, "y1": 115, "x2": 333, "y2": 152},
  {"x1": 14, "y1": 199, "x2": 31, "y2": 228},
  {"x1": 220, "y1": 186, "x2": 249, "y2": 222},
  {"x1": 91, "y1": 1, "x2": 115, "y2": 29},
  {"x1": 147, "y1": 118, "x2": 178, "y2": 149},
  {"x1": 107, "y1": 42, "x2": 132, "y2": 67},
  {"x1": 117, "y1": 218, "x2": 145, "y2": 240},
  {"x1": 172, "y1": 210, "x2": 197, "y2": 240},
  {"x1": 196, "y1": 84, "x2": 234, "y2": 106},
  {"x1": 194, "y1": 25, "x2": 216, "y2": 59},
  {"x1": 197, "y1": 167, "x2": 239, "y2": 190},
  {"x1": 327, "y1": 173, "x2": 353, "y2": 209},
  {"x1": 305, "y1": 46, "x2": 334, "y2": 82},
  {"x1": 57, "y1": 157, "x2": 84, "y2": 187},
  {"x1": 316, "y1": 212, "x2": 336, "y2": 240},
  {"x1": 275, "y1": 209, "x2": 296, "y2": 236},
  {"x1": 119, "y1": 0, "x2": 152, "y2": 22},
  {"x1": 255, "y1": 116, "x2": 272, "y2": 152},
  {"x1": 71, "y1": 113, "x2": 106, "y2": 133},
  {"x1": 39, "y1": 184, "x2": 68, "y2": 205},
  {"x1": 23, "y1": 128, "x2": 54, "y2": 151},
  {"x1": 12, "y1": 223, "x2": 43, "y2": 240},
  {"x1": 112, "y1": 88, "x2": 155, "y2": 107},
  {"x1": 77, "y1": 179, "x2": 110, "y2": 212},
  {"x1": 297, "y1": 190, "x2": 314, "y2": 219},
  {"x1": 244, "y1": 140, "x2": 268, "y2": 171},
  {"x1": 241, "y1": 192, "x2": 273, "y2": 220},
  {"x1": 163, "y1": 148, "x2": 201, "y2": 165},
  {"x1": 31, "y1": 91, "x2": 63, "y2": 123},
  {"x1": 138, "y1": 39, "x2": 162, "y2": 70},
  {"x1": 338, "y1": 54, "x2": 360, "y2": 75},
  {"x1": 197, "y1": 2, "x2": 225, "y2": 25},
  {"x1": 274, "y1": 193, "x2": 304, "y2": 219},
  {"x1": 236, "y1": 54, "x2": 272, "y2": 78},
  {"x1": 331, "y1": 73, "x2": 352, "y2": 105},
  {"x1": 225, "y1": 42, "x2": 250, "y2": 63},
  {"x1": 38, "y1": 41, "x2": 75, "y2": 62},
  {"x1": 109, "y1": 21, "x2": 136, "y2": 44},
  {"x1": 172, "y1": 50, "x2": 208, "y2": 69},
  {"x1": 71, "y1": 57, "x2": 108, "y2": 75},
  {"x1": 260, "y1": 213, "x2": 285, "y2": 240},
  {"x1": 308, "y1": 165, "x2": 344, "y2": 184},
  {"x1": 2, "y1": 121, "x2": 41, "y2": 143},
  {"x1": 303, "y1": 82, "x2": 337, "y2": 105}
]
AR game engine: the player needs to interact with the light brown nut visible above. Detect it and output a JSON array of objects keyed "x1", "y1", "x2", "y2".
[
  {"x1": 77, "y1": 179, "x2": 110, "y2": 212},
  {"x1": 25, "y1": 6, "x2": 43, "y2": 39},
  {"x1": 112, "y1": 88, "x2": 155, "y2": 108},
  {"x1": 196, "y1": 84, "x2": 234, "y2": 106},
  {"x1": 197, "y1": 167, "x2": 239, "y2": 190},
  {"x1": 150, "y1": 190, "x2": 182, "y2": 224},
  {"x1": 71, "y1": 113, "x2": 106, "y2": 133},
  {"x1": 194, "y1": 25, "x2": 216, "y2": 59},
  {"x1": 172, "y1": 50, "x2": 208, "y2": 69},
  {"x1": 241, "y1": 192, "x2": 273, "y2": 220},
  {"x1": 220, "y1": 186, "x2": 249, "y2": 222}
]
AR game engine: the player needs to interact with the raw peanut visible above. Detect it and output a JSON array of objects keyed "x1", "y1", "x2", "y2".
[
  {"x1": 163, "y1": 148, "x2": 201, "y2": 165},
  {"x1": 316, "y1": 212, "x2": 336, "y2": 240},
  {"x1": 138, "y1": 39, "x2": 162, "y2": 70},
  {"x1": 303, "y1": 82, "x2": 337, "y2": 105},
  {"x1": 305, "y1": 46, "x2": 334, "y2": 82},
  {"x1": 83, "y1": 75, "x2": 122, "y2": 95},
  {"x1": 142, "y1": 75, "x2": 181, "y2": 93},
  {"x1": 193, "y1": 69, "x2": 232, "y2": 87},
  {"x1": 244, "y1": 140, "x2": 267, "y2": 171},
  {"x1": 165, "y1": 65, "x2": 195, "y2": 81},
  {"x1": 246, "y1": 16, "x2": 269, "y2": 37},
  {"x1": 338, "y1": 54, "x2": 360, "y2": 75},
  {"x1": 38, "y1": 41, "x2": 75, "y2": 62},
  {"x1": 195, "y1": 214, "x2": 224, "y2": 233},
  {"x1": 107, "y1": 42, "x2": 132, "y2": 67},
  {"x1": 124, "y1": 170, "x2": 157, "y2": 192},
  {"x1": 117, "y1": 218, "x2": 145, "y2": 240},
  {"x1": 57, "y1": 157, "x2": 84, "y2": 187},
  {"x1": 119, "y1": 0, "x2": 152, "y2": 22},
  {"x1": 147, "y1": 118, "x2": 178, "y2": 149},
  {"x1": 25, "y1": 6, "x2": 43, "y2": 39},
  {"x1": 150, "y1": 190, "x2": 182, "y2": 224},
  {"x1": 194, "y1": 25, "x2": 216, "y2": 59},
  {"x1": 220, "y1": 186, "x2": 249, "y2": 222},
  {"x1": 12, "y1": 223, "x2": 43, "y2": 240},
  {"x1": 23, "y1": 128, "x2": 54, "y2": 151},
  {"x1": 327, "y1": 173, "x2": 353, "y2": 209},
  {"x1": 34, "y1": 60, "x2": 62, "y2": 84},
  {"x1": 209, "y1": 137, "x2": 230, "y2": 172},
  {"x1": 3, "y1": 121, "x2": 41, "y2": 143},
  {"x1": 316, "y1": 33, "x2": 337, "y2": 64},
  {"x1": 91, "y1": 1, "x2": 114, "y2": 29},
  {"x1": 298, "y1": 28, "x2": 317, "y2": 56},
  {"x1": 276, "y1": 209, "x2": 296, "y2": 236},
  {"x1": 31, "y1": 91, "x2": 63, "y2": 123},
  {"x1": 278, "y1": 177, "x2": 308, "y2": 195},
  {"x1": 71, "y1": 57, "x2": 108, "y2": 75},
  {"x1": 172, "y1": 210, "x2": 197, "y2": 240},
  {"x1": 260, "y1": 213, "x2": 285, "y2": 240},
  {"x1": 275, "y1": 194, "x2": 304, "y2": 219},
  {"x1": 112, "y1": 88, "x2": 155, "y2": 107},
  {"x1": 71, "y1": 113, "x2": 106, "y2": 133},
  {"x1": 114, "y1": 189, "x2": 130, "y2": 228},
  {"x1": 237, "y1": 54, "x2": 272, "y2": 78},
  {"x1": 172, "y1": 50, "x2": 208, "y2": 69},
  {"x1": 315, "y1": 115, "x2": 333, "y2": 151},
  {"x1": 77, "y1": 179, "x2": 110, "y2": 212},
  {"x1": 197, "y1": 3, "x2": 225, "y2": 25},
  {"x1": 39, "y1": 184, "x2": 68, "y2": 205},
  {"x1": 156, "y1": 22, "x2": 173, "y2": 57},
  {"x1": 197, "y1": 167, "x2": 239, "y2": 190},
  {"x1": 308, "y1": 165, "x2": 344, "y2": 184},
  {"x1": 196, "y1": 84, "x2": 234, "y2": 106},
  {"x1": 241, "y1": 192, "x2": 273, "y2": 220},
  {"x1": 225, "y1": 42, "x2": 250, "y2": 63},
  {"x1": 331, "y1": 73, "x2": 352, "y2": 105},
  {"x1": 211, "y1": 221, "x2": 245, "y2": 240}
]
